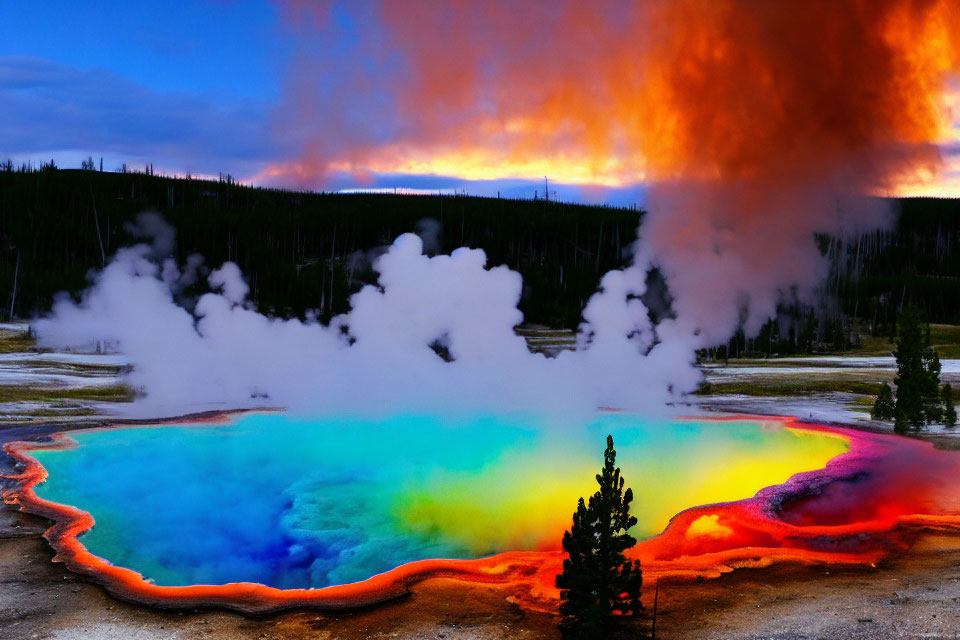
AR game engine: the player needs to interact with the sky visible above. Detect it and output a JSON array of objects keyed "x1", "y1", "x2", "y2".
[{"x1": 0, "y1": 0, "x2": 957, "y2": 204}]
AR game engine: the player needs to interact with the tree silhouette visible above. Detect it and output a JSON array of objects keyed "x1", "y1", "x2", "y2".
[
  {"x1": 944, "y1": 384, "x2": 957, "y2": 428},
  {"x1": 556, "y1": 434, "x2": 643, "y2": 639},
  {"x1": 871, "y1": 382, "x2": 895, "y2": 420},
  {"x1": 922, "y1": 349, "x2": 943, "y2": 424},
  {"x1": 894, "y1": 306, "x2": 942, "y2": 432}
]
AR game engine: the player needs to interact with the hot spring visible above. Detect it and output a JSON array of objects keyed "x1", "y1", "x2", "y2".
[{"x1": 23, "y1": 413, "x2": 847, "y2": 592}]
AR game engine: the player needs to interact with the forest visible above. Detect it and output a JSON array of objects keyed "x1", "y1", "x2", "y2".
[
  {"x1": 0, "y1": 165, "x2": 638, "y2": 328},
  {"x1": 1, "y1": 165, "x2": 958, "y2": 349},
  {"x1": 729, "y1": 197, "x2": 960, "y2": 358}
]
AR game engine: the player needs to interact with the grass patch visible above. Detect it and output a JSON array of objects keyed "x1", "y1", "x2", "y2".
[
  {"x1": 695, "y1": 379, "x2": 883, "y2": 397},
  {"x1": 854, "y1": 335, "x2": 896, "y2": 356},
  {"x1": 853, "y1": 324, "x2": 960, "y2": 358},
  {"x1": 0, "y1": 330, "x2": 36, "y2": 354},
  {"x1": 713, "y1": 358, "x2": 851, "y2": 368},
  {"x1": 931, "y1": 323, "x2": 960, "y2": 343},
  {"x1": 847, "y1": 395, "x2": 878, "y2": 415},
  {"x1": 4, "y1": 359, "x2": 127, "y2": 376},
  {"x1": 933, "y1": 344, "x2": 960, "y2": 359},
  {"x1": 0, "y1": 384, "x2": 135, "y2": 404},
  {"x1": 0, "y1": 407, "x2": 100, "y2": 422}
]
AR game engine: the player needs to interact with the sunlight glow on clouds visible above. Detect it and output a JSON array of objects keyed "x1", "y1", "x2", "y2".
[
  {"x1": 265, "y1": 0, "x2": 960, "y2": 199},
  {"x1": 0, "y1": 1, "x2": 957, "y2": 201},
  {"x1": 891, "y1": 78, "x2": 960, "y2": 197},
  {"x1": 255, "y1": 146, "x2": 645, "y2": 190}
]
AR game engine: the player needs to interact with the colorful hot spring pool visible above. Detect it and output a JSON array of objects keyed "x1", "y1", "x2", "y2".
[{"x1": 6, "y1": 412, "x2": 960, "y2": 612}]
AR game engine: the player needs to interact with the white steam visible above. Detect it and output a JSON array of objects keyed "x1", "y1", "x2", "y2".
[
  {"x1": 644, "y1": 185, "x2": 892, "y2": 344},
  {"x1": 34, "y1": 217, "x2": 702, "y2": 419}
]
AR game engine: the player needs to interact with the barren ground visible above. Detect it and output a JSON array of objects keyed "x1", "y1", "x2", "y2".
[{"x1": 4, "y1": 499, "x2": 960, "y2": 639}]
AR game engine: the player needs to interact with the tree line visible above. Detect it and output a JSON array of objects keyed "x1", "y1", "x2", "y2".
[
  {"x1": 2, "y1": 166, "x2": 957, "y2": 342},
  {"x1": 0, "y1": 167, "x2": 639, "y2": 328},
  {"x1": 702, "y1": 197, "x2": 960, "y2": 360}
]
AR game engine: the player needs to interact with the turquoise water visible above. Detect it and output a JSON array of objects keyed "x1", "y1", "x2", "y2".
[{"x1": 31, "y1": 413, "x2": 846, "y2": 588}]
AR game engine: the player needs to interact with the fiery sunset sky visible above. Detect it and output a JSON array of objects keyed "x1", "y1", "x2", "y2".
[{"x1": 1, "y1": 0, "x2": 958, "y2": 204}]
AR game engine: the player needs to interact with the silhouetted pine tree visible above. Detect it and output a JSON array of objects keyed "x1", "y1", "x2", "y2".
[
  {"x1": 922, "y1": 350, "x2": 943, "y2": 424},
  {"x1": 872, "y1": 382, "x2": 895, "y2": 420},
  {"x1": 894, "y1": 306, "x2": 943, "y2": 432},
  {"x1": 944, "y1": 384, "x2": 957, "y2": 428},
  {"x1": 556, "y1": 435, "x2": 643, "y2": 639}
]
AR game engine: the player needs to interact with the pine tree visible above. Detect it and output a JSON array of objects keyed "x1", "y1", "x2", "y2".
[
  {"x1": 556, "y1": 435, "x2": 643, "y2": 639},
  {"x1": 894, "y1": 306, "x2": 941, "y2": 432},
  {"x1": 922, "y1": 350, "x2": 943, "y2": 424},
  {"x1": 944, "y1": 384, "x2": 957, "y2": 428},
  {"x1": 872, "y1": 382, "x2": 895, "y2": 420}
]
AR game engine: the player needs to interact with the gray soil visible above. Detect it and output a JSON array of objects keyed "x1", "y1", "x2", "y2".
[{"x1": 3, "y1": 499, "x2": 960, "y2": 639}]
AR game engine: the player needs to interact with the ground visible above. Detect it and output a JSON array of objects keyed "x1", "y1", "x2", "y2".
[
  {"x1": 3, "y1": 323, "x2": 960, "y2": 639},
  {"x1": 4, "y1": 499, "x2": 960, "y2": 640}
]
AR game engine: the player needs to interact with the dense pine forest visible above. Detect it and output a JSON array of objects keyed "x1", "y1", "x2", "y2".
[
  {"x1": 0, "y1": 166, "x2": 638, "y2": 328},
  {"x1": 731, "y1": 198, "x2": 960, "y2": 358},
  {"x1": 1, "y1": 166, "x2": 958, "y2": 346},
  {"x1": 833, "y1": 198, "x2": 960, "y2": 331}
]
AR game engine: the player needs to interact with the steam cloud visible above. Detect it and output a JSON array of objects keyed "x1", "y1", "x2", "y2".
[
  {"x1": 33, "y1": 1, "x2": 960, "y2": 415},
  {"x1": 34, "y1": 217, "x2": 700, "y2": 417}
]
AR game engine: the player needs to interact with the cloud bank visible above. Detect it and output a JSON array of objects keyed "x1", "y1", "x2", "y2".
[{"x1": 0, "y1": 56, "x2": 277, "y2": 177}]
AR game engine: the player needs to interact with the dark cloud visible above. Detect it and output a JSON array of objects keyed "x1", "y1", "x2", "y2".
[{"x1": 0, "y1": 56, "x2": 285, "y2": 176}]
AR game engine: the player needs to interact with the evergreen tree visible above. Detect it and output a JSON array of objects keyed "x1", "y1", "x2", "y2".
[
  {"x1": 556, "y1": 435, "x2": 643, "y2": 639},
  {"x1": 894, "y1": 306, "x2": 942, "y2": 432},
  {"x1": 922, "y1": 350, "x2": 943, "y2": 424},
  {"x1": 944, "y1": 384, "x2": 957, "y2": 428},
  {"x1": 872, "y1": 382, "x2": 895, "y2": 420}
]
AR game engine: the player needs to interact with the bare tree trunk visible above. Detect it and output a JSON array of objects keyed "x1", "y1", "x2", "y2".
[
  {"x1": 328, "y1": 223, "x2": 337, "y2": 317},
  {"x1": 595, "y1": 221, "x2": 604, "y2": 272},
  {"x1": 9, "y1": 250, "x2": 19, "y2": 320},
  {"x1": 90, "y1": 186, "x2": 105, "y2": 267}
]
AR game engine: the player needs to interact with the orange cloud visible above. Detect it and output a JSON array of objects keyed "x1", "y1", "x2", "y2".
[
  {"x1": 271, "y1": 1, "x2": 958, "y2": 192},
  {"x1": 271, "y1": 0, "x2": 960, "y2": 337}
]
